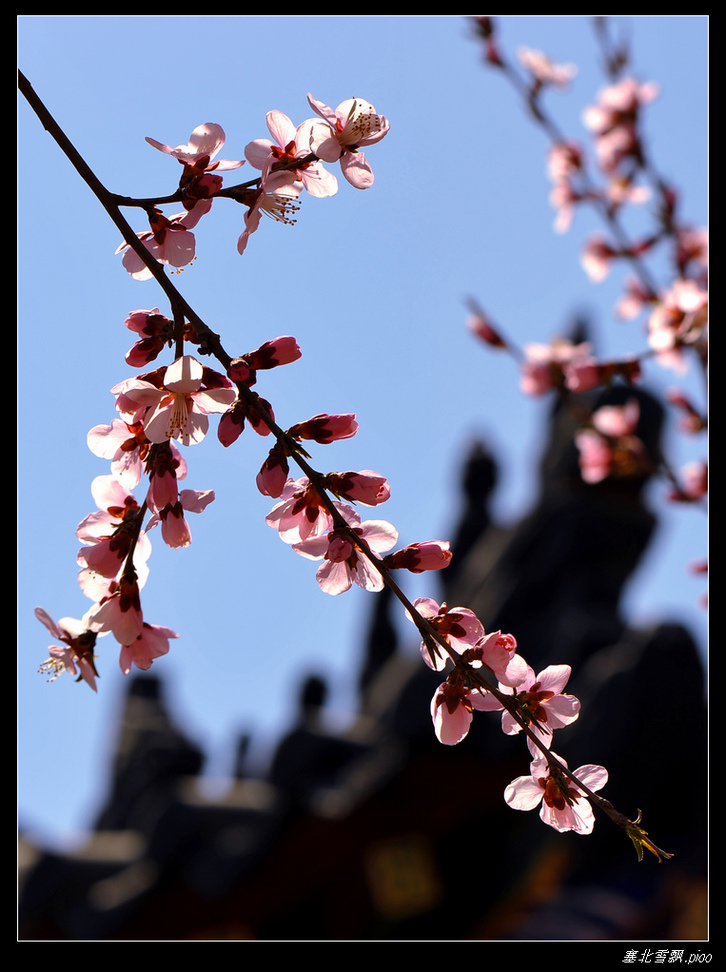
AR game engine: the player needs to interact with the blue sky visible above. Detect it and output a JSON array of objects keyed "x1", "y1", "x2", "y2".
[{"x1": 19, "y1": 15, "x2": 708, "y2": 848}]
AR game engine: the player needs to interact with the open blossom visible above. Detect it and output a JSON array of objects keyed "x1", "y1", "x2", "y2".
[
  {"x1": 575, "y1": 398, "x2": 650, "y2": 483},
  {"x1": 122, "y1": 356, "x2": 236, "y2": 446},
  {"x1": 116, "y1": 203, "x2": 210, "y2": 280},
  {"x1": 406, "y1": 598, "x2": 485, "y2": 673},
  {"x1": 76, "y1": 475, "x2": 151, "y2": 579},
  {"x1": 87, "y1": 573, "x2": 144, "y2": 647},
  {"x1": 307, "y1": 94, "x2": 389, "y2": 189},
  {"x1": 236, "y1": 179, "x2": 302, "y2": 255},
  {"x1": 87, "y1": 418, "x2": 152, "y2": 491},
  {"x1": 583, "y1": 77, "x2": 660, "y2": 137},
  {"x1": 563, "y1": 355, "x2": 641, "y2": 393},
  {"x1": 245, "y1": 110, "x2": 338, "y2": 198},
  {"x1": 517, "y1": 47, "x2": 577, "y2": 89},
  {"x1": 266, "y1": 477, "x2": 344, "y2": 545},
  {"x1": 36, "y1": 607, "x2": 101, "y2": 692},
  {"x1": 581, "y1": 235, "x2": 618, "y2": 282},
  {"x1": 291, "y1": 508, "x2": 398, "y2": 595},
  {"x1": 505, "y1": 755, "x2": 608, "y2": 835},
  {"x1": 146, "y1": 487, "x2": 215, "y2": 548},
  {"x1": 119, "y1": 622, "x2": 179, "y2": 676},
  {"x1": 648, "y1": 279, "x2": 708, "y2": 358},
  {"x1": 520, "y1": 338, "x2": 593, "y2": 395},
  {"x1": 615, "y1": 276, "x2": 657, "y2": 321},
  {"x1": 583, "y1": 77, "x2": 659, "y2": 173},
  {"x1": 146, "y1": 123, "x2": 244, "y2": 171},
  {"x1": 474, "y1": 664, "x2": 580, "y2": 751}
]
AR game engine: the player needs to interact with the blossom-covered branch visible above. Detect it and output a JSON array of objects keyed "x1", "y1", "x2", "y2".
[{"x1": 22, "y1": 59, "x2": 674, "y2": 859}]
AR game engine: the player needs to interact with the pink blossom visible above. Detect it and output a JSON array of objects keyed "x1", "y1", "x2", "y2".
[
  {"x1": 123, "y1": 356, "x2": 236, "y2": 446},
  {"x1": 430, "y1": 677, "x2": 477, "y2": 746},
  {"x1": 615, "y1": 277, "x2": 656, "y2": 320},
  {"x1": 76, "y1": 475, "x2": 151, "y2": 579},
  {"x1": 547, "y1": 141, "x2": 584, "y2": 182},
  {"x1": 144, "y1": 441, "x2": 187, "y2": 513},
  {"x1": 245, "y1": 110, "x2": 338, "y2": 198},
  {"x1": 675, "y1": 226, "x2": 708, "y2": 276},
  {"x1": 123, "y1": 308, "x2": 199, "y2": 367},
  {"x1": 474, "y1": 664, "x2": 580, "y2": 751},
  {"x1": 266, "y1": 477, "x2": 342, "y2": 545},
  {"x1": 575, "y1": 399, "x2": 650, "y2": 484},
  {"x1": 548, "y1": 179, "x2": 581, "y2": 233},
  {"x1": 256, "y1": 445, "x2": 290, "y2": 498},
  {"x1": 648, "y1": 280, "x2": 708, "y2": 357},
  {"x1": 119, "y1": 622, "x2": 179, "y2": 676},
  {"x1": 574, "y1": 429, "x2": 617, "y2": 484},
  {"x1": 467, "y1": 630, "x2": 529, "y2": 688},
  {"x1": 147, "y1": 124, "x2": 242, "y2": 213},
  {"x1": 240, "y1": 336, "x2": 302, "y2": 375},
  {"x1": 669, "y1": 461, "x2": 708, "y2": 503},
  {"x1": 35, "y1": 607, "x2": 100, "y2": 692},
  {"x1": 581, "y1": 235, "x2": 617, "y2": 282},
  {"x1": 145, "y1": 123, "x2": 244, "y2": 171},
  {"x1": 666, "y1": 388, "x2": 707, "y2": 434},
  {"x1": 307, "y1": 94, "x2": 389, "y2": 189},
  {"x1": 218, "y1": 393, "x2": 275, "y2": 446},
  {"x1": 146, "y1": 487, "x2": 215, "y2": 548},
  {"x1": 292, "y1": 509, "x2": 398, "y2": 595},
  {"x1": 323, "y1": 470, "x2": 390, "y2": 506},
  {"x1": 583, "y1": 77, "x2": 660, "y2": 137},
  {"x1": 384, "y1": 540, "x2": 452, "y2": 573},
  {"x1": 592, "y1": 398, "x2": 640, "y2": 437},
  {"x1": 406, "y1": 598, "x2": 485, "y2": 673},
  {"x1": 116, "y1": 203, "x2": 210, "y2": 280},
  {"x1": 87, "y1": 574, "x2": 144, "y2": 647},
  {"x1": 583, "y1": 78, "x2": 659, "y2": 175},
  {"x1": 520, "y1": 339, "x2": 593, "y2": 395},
  {"x1": 87, "y1": 419, "x2": 151, "y2": 491},
  {"x1": 236, "y1": 179, "x2": 302, "y2": 255},
  {"x1": 288, "y1": 413, "x2": 359, "y2": 444},
  {"x1": 467, "y1": 313, "x2": 507, "y2": 349},
  {"x1": 604, "y1": 175, "x2": 651, "y2": 210},
  {"x1": 517, "y1": 47, "x2": 577, "y2": 89},
  {"x1": 504, "y1": 755, "x2": 608, "y2": 835}
]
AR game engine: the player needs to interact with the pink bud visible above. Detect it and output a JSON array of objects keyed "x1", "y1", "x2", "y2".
[
  {"x1": 256, "y1": 447, "x2": 290, "y2": 498},
  {"x1": 291, "y1": 413, "x2": 359, "y2": 443},
  {"x1": 385, "y1": 541, "x2": 452, "y2": 573},
  {"x1": 468, "y1": 314, "x2": 506, "y2": 349},
  {"x1": 324, "y1": 470, "x2": 390, "y2": 506},
  {"x1": 244, "y1": 336, "x2": 302, "y2": 371}
]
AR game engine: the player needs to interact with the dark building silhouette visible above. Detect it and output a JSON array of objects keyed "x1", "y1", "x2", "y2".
[{"x1": 18, "y1": 380, "x2": 707, "y2": 941}]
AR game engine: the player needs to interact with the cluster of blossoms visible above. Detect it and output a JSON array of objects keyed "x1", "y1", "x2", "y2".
[
  {"x1": 466, "y1": 18, "x2": 707, "y2": 580},
  {"x1": 38, "y1": 95, "x2": 391, "y2": 685},
  {"x1": 117, "y1": 95, "x2": 390, "y2": 274},
  {"x1": 27, "y1": 72, "x2": 677, "y2": 853},
  {"x1": 261, "y1": 469, "x2": 608, "y2": 835},
  {"x1": 396, "y1": 597, "x2": 606, "y2": 835}
]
